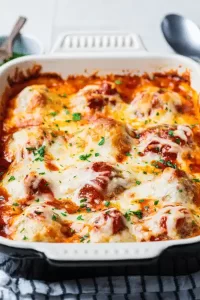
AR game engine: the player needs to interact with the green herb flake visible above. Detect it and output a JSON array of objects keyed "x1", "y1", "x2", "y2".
[
  {"x1": 80, "y1": 233, "x2": 89, "y2": 242},
  {"x1": 175, "y1": 138, "x2": 181, "y2": 144},
  {"x1": 26, "y1": 147, "x2": 36, "y2": 151},
  {"x1": 80, "y1": 198, "x2": 87, "y2": 203},
  {"x1": 35, "y1": 199, "x2": 40, "y2": 202},
  {"x1": 51, "y1": 132, "x2": 57, "y2": 138},
  {"x1": 115, "y1": 79, "x2": 122, "y2": 85},
  {"x1": 104, "y1": 201, "x2": 110, "y2": 207},
  {"x1": 166, "y1": 161, "x2": 177, "y2": 169},
  {"x1": 35, "y1": 211, "x2": 42, "y2": 215},
  {"x1": 23, "y1": 236, "x2": 28, "y2": 240},
  {"x1": 61, "y1": 212, "x2": 67, "y2": 217},
  {"x1": 136, "y1": 180, "x2": 141, "y2": 185},
  {"x1": 125, "y1": 152, "x2": 132, "y2": 157},
  {"x1": 79, "y1": 153, "x2": 92, "y2": 161},
  {"x1": 8, "y1": 176, "x2": 15, "y2": 182},
  {"x1": 98, "y1": 137, "x2": 105, "y2": 146},
  {"x1": 139, "y1": 199, "x2": 145, "y2": 203},
  {"x1": 49, "y1": 112, "x2": 57, "y2": 117},
  {"x1": 12, "y1": 202, "x2": 19, "y2": 206},
  {"x1": 52, "y1": 214, "x2": 57, "y2": 221},
  {"x1": 39, "y1": 172, "x2": 45, "y2": 175},
  {"x1": 133, "y1": 210, "x2": 143, "y2": 219},
  {"x1": 59, "y1": 93, "x2": 67, "y2": 97},
  {"x1": 95, "y1": 153, "x2": 100, "y2": 157},
  {"x1": 154, "y1": 200, "x2": 159, "y2": 205},
  {"x1": 124, "y1": 209, "x2": 143, "y2": 221},
  {"x1": 72, "y1": 112, "x2": 82, "y2": 121},
  {"x1": 193, "y1": 178, "x2": 200, "y2": 182},
  {"x1": 86, "y1": 207, "x2": 91, "y2": 212},
  {"x1": 77, "y1": 215, "x2": 84, "y2": 221},
  {"x1": 168, "y1": 130, "x2": 174, "y2": 137}
]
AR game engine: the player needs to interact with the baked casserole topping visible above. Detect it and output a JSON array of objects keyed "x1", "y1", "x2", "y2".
[{"x1": 0, "y1": 71, "x2": 200, "y2": 243}]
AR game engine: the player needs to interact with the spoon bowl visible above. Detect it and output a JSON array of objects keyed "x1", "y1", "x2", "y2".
[{"x1": 161, "y1": 14, "x2": 200, "y2": 60}]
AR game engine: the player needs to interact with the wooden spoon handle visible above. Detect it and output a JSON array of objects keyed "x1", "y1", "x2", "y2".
[{"x1": 7, "y1": 16, "x2": 27, "y2": 53}]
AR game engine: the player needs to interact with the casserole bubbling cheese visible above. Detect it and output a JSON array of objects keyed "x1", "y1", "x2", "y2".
[{"x1": 0, "y1": 71, "x2": 200, "y2": 243}]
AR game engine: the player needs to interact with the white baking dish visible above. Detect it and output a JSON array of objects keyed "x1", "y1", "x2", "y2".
[{"x1": 0, "y1": 43, "x2": 200, "y2": 263}]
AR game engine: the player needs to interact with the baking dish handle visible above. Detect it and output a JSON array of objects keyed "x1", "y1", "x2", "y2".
[{"x1": 51, "y1": 31, "x2": 147, "y2": 53}]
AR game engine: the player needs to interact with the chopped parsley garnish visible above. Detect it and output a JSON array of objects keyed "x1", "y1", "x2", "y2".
[
  {"x1": 51, "y1": 132, "x2": 57, "y2": 138},
  {"x1": 80, "y1": 198, "x2": 87, "y2": 203},
  {"x1": 152, "y1": 159, "x2": 177, "y2": 170},
  {"x1": 136, "y1": 180, "x2": 141, "y2": 185},
  {"x1": 95, "y1": 153, "x2": 100, "y2": 157},
  {"x1": 52, "y1": 214, "x2": 57, "y2": 221},
  {"x1": 156, "y1": 112, "x2": 159, "y2": 116},
  {"x1": 72, "y1": 112, "x2": 82, "y2": 121},
  {"x1": 124, "y1": 209, "x2": 143, "y2": 221},
  {"x1": 80, "y1": 233, "x2": 89, "y2": 242},
  {"x1": 23, "y1": 236, "x2": 28, "y2": 240},
  {"x1": 29, "y1": 145, "x2": 46, "y2": 162},
  {"x1": 8, "y1": 176, "x2": 15, "y2": 182},
  {"x1": 86, "y1": 207, "x2": 91, "y2": 212},
  {"x1": 35, "y1": 211, "x2": 42, "y2": 215},
  {"x1": 139, "y1": 199, "x2": 145, "y2": 203},
  {"x1": 193, "y1": 178, "x2": 200, "y2": 182},
  {"x1": 154, "y1": 200, "x2": 159, "y2": 205},
  {"x1": 165, "y1": 161, "x2": 177, "y2": 169},
  {"x1": 168, "y1": 130, "x2": 174, "y2": 137},
  {"x1": 59, "y1": 93, "x2": 67, "y2": 97},
  {"x1": 98, "y1": 137, "x2": 105, "y2": 146},
  {"x1": 77, "y1": 215, "x2": 84, "y2": 221},
  {"x1": 12, "y1": 202, "x2": 19, "y2": 206},
  {"x1": 104, "y1": 201, "x2": 110, "y2": 207},
  {"x1": 49, "y1": 112, "x2": 57, "y2": 117},
  {"x1": 132, "y1": 210, "x2": 143, "y2": 219},
  {"x1": 179, "y1": 189, "x2": 183, "y2": 193},
  {"x1": 125, "y1": 152, "x2": 132, "y2": 157},
  {"x1": 79, "y1": 153, "x2": 92, "y2": 161},
  {"x1": 80, "y1": 203, "x2": 86, "y2": 208},
  {"x1": 39, "y1": 172, "x2": 45, "y2": 175},
  {"x1": 175, "y1": 138, "x2": 181, "y2": 144},
  {"x1": 61, "y1": 212, "x2": 67, "y2": 217},
  {"x1": 192, "y1": 220, "x2": 196, "y2": 226},
  {"x1": 26, "y1": 147, "x2": 36, "y2": 151},
  {"x1": 35, "y1": 199, "x2": 40, "y2": 202},
  {"x1": 115, "y1": 79, "x2": 122, "y2": 85},
  {"x1": 37, "y1": 146, "x2": 45, "y2": 157}
]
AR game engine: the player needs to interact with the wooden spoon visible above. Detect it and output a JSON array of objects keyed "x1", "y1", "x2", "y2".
[{"x1": 0, "y1": 16, "x2": 27, "y2": 62}]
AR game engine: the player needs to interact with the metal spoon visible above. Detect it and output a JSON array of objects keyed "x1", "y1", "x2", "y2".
[
  {"x1": 161, "y1": 14, "x2": 200, "y2": 62},
  {"x1": 0, "y1": 16, "x2": 27, "y2": 62}
]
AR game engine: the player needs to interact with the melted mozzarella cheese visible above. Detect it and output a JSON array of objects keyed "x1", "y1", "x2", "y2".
[
  {"x1": 120, "y1": 168, "x2": 195, "y2": 209},
  {"x1": 131, "y1": 205, "x2": 194, "y2": 241},
  {"x1": 127, "y1": 89, "x2": 182, "y2": 125},
  {"x1": 1, "y1": 74, "x2": 200, "y2": 243}
]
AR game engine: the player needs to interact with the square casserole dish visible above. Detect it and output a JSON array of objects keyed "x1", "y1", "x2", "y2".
[{"x1": 1, "y1": 51, "x2": 200, "y2": 280}]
